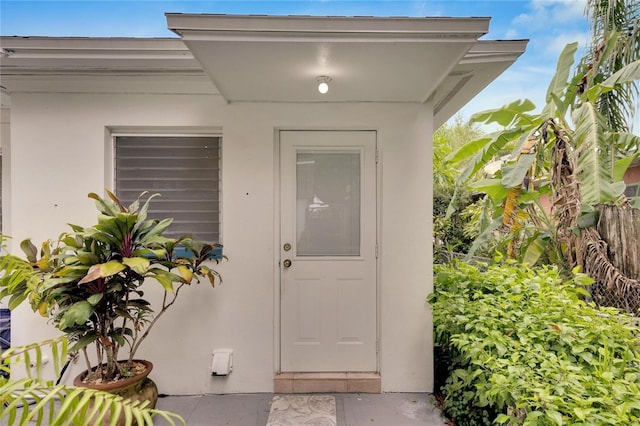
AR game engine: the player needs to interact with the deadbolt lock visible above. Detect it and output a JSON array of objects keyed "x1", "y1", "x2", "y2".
[{"x1": 283, "y1": 243, "x2": 292, "y2": 252}]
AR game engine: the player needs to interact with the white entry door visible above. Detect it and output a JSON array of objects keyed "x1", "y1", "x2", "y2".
[{"x1": 280, "y1": 130, "x2": 377, "y2": 372}]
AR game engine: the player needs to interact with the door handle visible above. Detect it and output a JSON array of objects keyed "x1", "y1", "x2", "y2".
[{"x1": 283, "y1": 259, "x2": 292, "y2": 268}]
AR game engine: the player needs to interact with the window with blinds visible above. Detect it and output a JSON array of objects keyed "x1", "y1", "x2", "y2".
[{"x1": 115, "y1": 136, "x2": 221, "y2": 243}]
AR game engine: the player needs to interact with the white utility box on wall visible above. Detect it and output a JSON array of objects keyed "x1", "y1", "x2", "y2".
[{"x1": 211, "y1": 349, "x2": 233, "y2": 376}]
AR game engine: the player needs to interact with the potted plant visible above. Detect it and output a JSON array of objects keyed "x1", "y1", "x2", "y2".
[{"x1": 1, "y1": 190, "x2": 223, "y2": 408}]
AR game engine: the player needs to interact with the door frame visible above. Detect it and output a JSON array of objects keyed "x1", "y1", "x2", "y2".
[{"x1": 273, "y1": 128, "x2": 381, "y2": 374}]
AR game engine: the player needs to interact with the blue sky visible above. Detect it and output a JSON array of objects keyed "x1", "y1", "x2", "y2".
[{"x1": 3, "y1": 1, "x2": 629, "y2": 130}]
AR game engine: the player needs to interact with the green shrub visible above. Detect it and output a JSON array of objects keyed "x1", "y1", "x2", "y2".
[
  {"x1": 433, "y1": 186, "x2": 476, "y2": 262},
  {"x1": 430, "y1": 261, "x2": 640, "y2": 425}
]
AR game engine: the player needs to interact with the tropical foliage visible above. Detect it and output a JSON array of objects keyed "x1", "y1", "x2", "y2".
[
  {"x1": 433, "y1": 116, "x2": 486, "y2": 260},
  {"x1": 431, "y1": 261, "x2": 640, "y2": 425},
  {"x1": 0, "y1": 191, "x2": 224, "y2": 383},
  {"x1": 581, "y1": 0, "x2": 639, "y2": 132},
  {"x1": 446, "y1": 35, "x2": 640, "y2": 270},
  {"x1": 433, "y1": 115, "x2": 483, "y2": 189},
  {"x1": 1, "y1": 336, "x2": 185, "y2": 425}
]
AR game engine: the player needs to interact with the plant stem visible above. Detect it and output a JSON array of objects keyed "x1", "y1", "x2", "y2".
[
  {"x1": 129, "y1": 283, "x2": 185, "y2": 358},
  {"x1": 81, "y1": 347, "x2": 92, "y2": 378}
]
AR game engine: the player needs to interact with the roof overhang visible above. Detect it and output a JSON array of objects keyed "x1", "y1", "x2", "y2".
[
  {"x1": 165, "y1": 14, "x2": 498, "y2": 105},
  {"x1": 1, "y1": 14, "x2": 527, "y2": 125},
  {"x1": 432, "y1": 39, "x2": 528, "y2": 127},
  {"x1": 0, "y1": 36, "x2": 216, "y2": 94}
]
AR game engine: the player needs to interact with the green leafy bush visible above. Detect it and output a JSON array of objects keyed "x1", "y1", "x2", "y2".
[
  {"x1": 430, "y1": 261, "x2": 640, "y2": 425},
  {"x1": 433, "y1": 186, "x2": 476, "y2": 262}
]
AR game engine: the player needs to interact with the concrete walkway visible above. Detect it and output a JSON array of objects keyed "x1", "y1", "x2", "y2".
[{"x1": 154, "y1": 393, "x2": 447, "y2": 426}]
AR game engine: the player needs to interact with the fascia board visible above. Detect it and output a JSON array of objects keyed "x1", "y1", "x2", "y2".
[
  {"x1": 460, "y1": 39, "x2": 529, "y2": 64},
  {"x1": 432, "y1": 39, "x2": 528, "y2": 127},
  {"x1": 166, "y1": 13, "x2": 490, "y2": 41},
  {"x1": 0, "y1": 37, "x2": 201, "y2": 74},
  {"x1": 1, "y1": 37, "x2": 186, "y2": 52}
]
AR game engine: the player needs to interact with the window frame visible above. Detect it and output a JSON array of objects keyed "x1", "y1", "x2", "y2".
[{"x1": 108, "y1": 127, "x2": 223, "y2": 244}]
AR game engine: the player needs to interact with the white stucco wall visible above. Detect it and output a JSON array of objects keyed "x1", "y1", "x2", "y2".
[{"x1": 5, "y1": 90, "x2": 433, "y2": 394}]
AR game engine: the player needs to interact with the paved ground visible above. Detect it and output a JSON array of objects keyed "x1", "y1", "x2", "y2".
[{"x1": 154, "y1": 393, "x2": 447, "y2": 426}]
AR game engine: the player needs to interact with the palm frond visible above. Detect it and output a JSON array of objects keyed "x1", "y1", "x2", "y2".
[
  {"x1": 582, "y1": 0, "x2": 640, "y2": 131},
  {"x1": 2, "y1": 378, "x2": 186, "y2": 425},
  {"x1": 1, "y1": 336, "x2": 186, "y2": 426},
  {"x1": 579, "y1": 226, "x2": 640, "y2": 315},
  {"x1": 453, "y1": 128, "x2": 526, "y2": 186},
  {"x1": 572, "y1": 102, "x2": 626, "y2": 206},
  {"x1": 543, "y1": 42, "x2": 579, "y2": 119}
]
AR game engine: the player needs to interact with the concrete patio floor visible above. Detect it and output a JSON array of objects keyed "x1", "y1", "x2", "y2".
[{"x1": 154, "y1": 393, "x2": 447, "y2": 426}]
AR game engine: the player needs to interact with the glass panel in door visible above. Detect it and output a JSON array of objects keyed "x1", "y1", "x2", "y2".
[{"x1": 296, "y1": 151, "x2": 361, "y2": 256}]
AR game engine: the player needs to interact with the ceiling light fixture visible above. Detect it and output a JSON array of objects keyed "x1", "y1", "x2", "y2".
[{"x1": 317, "y1": 76, "x2": 331, "y2": 94}]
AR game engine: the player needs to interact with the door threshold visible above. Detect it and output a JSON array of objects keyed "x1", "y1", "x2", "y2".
[{"x1": 274, "y1": 372, "x2": 381, "y2": 394}]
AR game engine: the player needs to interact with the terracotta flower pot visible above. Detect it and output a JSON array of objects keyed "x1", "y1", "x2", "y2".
[{"x1": 73, "y1": 359, "x2": 159, "y2": 425}]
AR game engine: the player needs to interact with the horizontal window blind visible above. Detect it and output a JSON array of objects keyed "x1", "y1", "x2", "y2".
[{"x1": 115, "y1": 136, "x2": 221, "y2": 243}]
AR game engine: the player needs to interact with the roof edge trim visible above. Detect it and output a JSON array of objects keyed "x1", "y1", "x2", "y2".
[{"x1": 166, "y1": 13, "x2": 490, "y2": 38}]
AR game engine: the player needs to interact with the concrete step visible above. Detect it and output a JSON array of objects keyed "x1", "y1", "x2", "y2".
[{"x1": 274, "y1": 372, "x2": 381, "y2": 393}]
